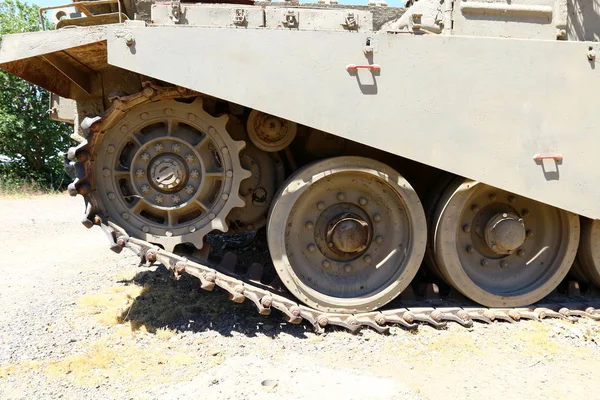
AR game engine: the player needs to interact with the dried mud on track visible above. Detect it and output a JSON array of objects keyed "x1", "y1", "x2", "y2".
[{"x1": 0, "y1": 195, "x2": 599, "y2": 400}]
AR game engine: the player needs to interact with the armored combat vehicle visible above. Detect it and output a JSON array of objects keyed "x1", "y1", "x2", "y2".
[{"x1": 1, "y1": 0, "x2": 599, "y2": 331}]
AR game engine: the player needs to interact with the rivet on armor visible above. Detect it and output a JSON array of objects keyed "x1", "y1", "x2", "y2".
[
  {"x1": 221, "y1": 193, "x2": 229, "y2": 200},
  {"x1": 185, "y1": 154, "x2": 195, "y2": 163},
  {"x1": 222, "y1": 147, "x2": 229, "y2": 155},
  {"x1": 307, "y1": 244, "x2": 316, "y2": 252},
  {"x1": 108, "y1": 192, "x2": 116, "y2": 200},
  {"x1": 165, "y1": 108, "x2": 173, "y2": 116},
  {"x1": 155, "y1": 194, "x2": 164, "y2": 204},
  {"x1": 135, "y1": 168, "x2": 145, "y2": 178},
  {"x1": 141, "y1": 153, "x2": 150, "y2": 162},
  {"x1": 142, "y1": 226, "x2": 150, "y2": 233},
  {"x1": 317, "y1": 201, "x2": 326, "y2": 210},
  {"x1": 166, "y1": 230, "x2": 173, "y2": 237},
  {"x1": 154, "y1": 143, "x2": 164, "y2": 153},
  {"x1": 305, "y1": 221, "x2": 314, "y2": 230},
  {"x1": 359, "y1": 197, "x2": 368, "y2": 206},
  {"x1": 226, "y1": 170, "x2": 233, "y2": 178},
  {"x1": 322, "y1": 260, "x2": 331, "y2": 268},
  {"x1": 102, "y1": 168, "x2": 110, "y2": 177},
  {"x1": 190, "y1": 170, "x2": 200, "y2": 179},
  {"x1": 337, "y1": 192, "x2": 346, "y2": 201},
  {"x1": 107, "y1": 145, "x2": 115, "y2": 153},
  {"x1": 209, "y1": 213, "x2": 216, "y2": 220},
  {"x1": 172, "y1": 143, "x2": 180, "y2": 153}
]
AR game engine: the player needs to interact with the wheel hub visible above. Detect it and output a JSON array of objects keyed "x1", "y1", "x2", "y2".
[
  {"x1": 261, "y1": 116, "x2": 285, "y2": 143},
  {"x1": 327, "y1": 214, "x2": 370, "y2": 255},
  {"x1": 149, "y1": 155, "x2": 187, "y2": 192},
  {"x1": 484, "y1": 213, "x2": 525, "y2": 254}
]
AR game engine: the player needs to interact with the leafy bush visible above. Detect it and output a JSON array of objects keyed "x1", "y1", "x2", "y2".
[{"x1": 0, "y1": 0, "x2": 73, "y2": 193}]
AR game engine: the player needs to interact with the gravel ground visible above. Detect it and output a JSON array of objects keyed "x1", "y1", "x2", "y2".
[{"x1": 1, "y1": 194, "x2": 599, "y2": 400}]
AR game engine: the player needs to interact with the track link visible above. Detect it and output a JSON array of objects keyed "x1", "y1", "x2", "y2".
[{"x1": 112, "y1": 234, "x2": 600, "y2": 334}]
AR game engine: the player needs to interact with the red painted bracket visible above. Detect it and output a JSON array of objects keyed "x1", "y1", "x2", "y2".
[
  {"x1": 533, "y1": 154, "x2": 563, "y2": 162},
  {"x1": 346, "y1": 64, "x2": 381, "y2": 72}
]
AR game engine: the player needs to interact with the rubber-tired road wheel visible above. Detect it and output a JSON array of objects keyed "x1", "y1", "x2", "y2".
[{"x1": 267, "y1": 156, "x2": 427, "y2": 313}]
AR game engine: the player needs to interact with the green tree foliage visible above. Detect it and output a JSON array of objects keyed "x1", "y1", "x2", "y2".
[{"x1": 0, "y1": 0, "x2": 72, "y2": 191}]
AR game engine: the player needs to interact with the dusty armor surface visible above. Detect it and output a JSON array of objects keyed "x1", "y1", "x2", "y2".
[{"x1": 1, "y1": 0, "x2": 599, "y2": 332}]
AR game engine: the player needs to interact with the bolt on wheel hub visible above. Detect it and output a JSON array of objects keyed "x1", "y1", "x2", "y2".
[{"x1": 484, "y1": 213, "x2": 526, "y2": 254}]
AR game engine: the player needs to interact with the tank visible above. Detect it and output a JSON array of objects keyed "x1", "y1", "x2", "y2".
[{"x1": 1, "y1": 0, "x2": 599, "y2": 332}]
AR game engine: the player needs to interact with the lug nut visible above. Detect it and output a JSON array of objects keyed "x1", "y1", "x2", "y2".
[
  {"x1": 108, "y1": 192, "x2": 116, "y2": 200},
  {"x1": 462, "y1": 224, "x2": 471, "y2": 233},
  {"x1": 172, "y1": 195, "x2": 181, "y2": 204},
  {"x1": 471, "y1": 204, "x2": 480, "y2": 212},
  {"x1": 154, "y1": 143, "x2": 164, "y2": 153},
  {"x1": 526, "y1": 229, "x2": 533, "y2": 238},
  {"x1": 375, "y1": 236, "x2": 384, "y2": 245},
  {"x1": 466, "y1": 245, "x2": 474, "y2": 253},
  {"x1": 135, "y1": 168, "x2": 145, "y2": 178},
  {"x1": 517, "y1": 249, "x2": 525, "y2": 257},
  {"x1": 359, "y1": 197, "x2": 368, "y2": 206},
  {"x1": 317, "y1": 202, "x2": 326, "y2": 211},
  {"x1": 121, "y1": 213, "x2": 129, "y2": 220},
  {"x1": 500, "y1": 260, "x2": 509, "y2": 268},
  {"x1": 155, "y1": 194, "x2": 164, "y2": 204},
  {"x1": 102, "y1": 168, "x2": 110, "y2": 177},
  {"x1": 307, "y1": 244, "x2": 316, "y2": 252},
  {"x1": 120, "y1": 125, "x2": 128, "y2": 134},
  {"x1": 328, "y1": 242, "x2": 334, "y2": 248},
  {"x1": 373, "y1": 214, "x2": 382, "y2": 222},
  {"x1": 480, "y1": 259, "x2": 488, "y2": 266},
  {"x1": 107, "y1": 145, "x2": 115, "y2": 154},
  {"x1": 344, "y1": 264, "x2": 352, "y2": 273},
  {"x1": 172, "y1": 144, "x2": 180, "y2": 153},
  {"x1": 165, "y1": 230, "x2": 173, "y2": 237},
  {"x1": 141, "y1": 153, "x2": 150, "y2": 162},
  {"x1": 142, "y1": 226, "x2": 150, "y2": 233},
  {"x1": 189, "y1": 226, "x2": 196, "y2": 233},
  {"x1": 337, "y1": 192, "x2": 346, "y2": 201},
  {"x1": 141, "y1": 185, "x2": 151, "y2": 194},
  {"x1": 363, "y1": 255, "x2": 372, "y2": 263},
  {"x1": 140, "y1": 112, "x2": 148, "y2": 120},
  {"x1": 185, "y1": 185, "x2": 195, "y2": 194},
  {"x1": 226, "y1": 170, "x2": 233, "y2": 178},
  {"x1": 185, "y1": 154, "x2": 195, "y2": 163},
  {"x1": 222, "y1": 147, "x2": 229, "y2": 155},
  {"x1": 190, "y1": 170, "x2": 200, "y2": 179},
  {"x1": 322, "y1": 260, "x2": 331, "y2": 268},
  {"x1": 305, "y1": 221, "x2": 314, "y2": 230},
  {"x1": 221, "y1": 193, "x2": 229, "y2": 200},
  {"x1": 209, "y1": 213, "x2": 216, "y2": 220},
  {"x1": 164, "y1": 108, "x2": 173, "y2": 116}
]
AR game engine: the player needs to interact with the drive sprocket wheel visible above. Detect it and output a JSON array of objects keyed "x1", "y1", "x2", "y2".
[
  {"x1": 576, "y1": 218, "x2": 600, "y2": 287},
  {"x1": 267, "y1": 156, "x2": 427, "y2": 313},
  {"x1": 93, "y1": 98, "x2": 250, "y2": 251},
  {"x1": 430, "y1": 178, "x2": 580, "y2": 307}
]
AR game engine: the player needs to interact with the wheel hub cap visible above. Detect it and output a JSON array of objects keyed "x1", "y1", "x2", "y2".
[
  {"x1": 328, "y1": 215, "x2": 370, "y2": 255},
  {"x1": 149, "y1": 155, "x2": 186, "y2": 192},
  {"x1": 484, "y1": 213, "x2": 526, "y2": 254}
]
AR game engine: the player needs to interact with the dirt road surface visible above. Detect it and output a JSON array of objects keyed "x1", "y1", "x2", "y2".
[{"x1": 1, "y1": 195, "x2": 599, "y2": 400}]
